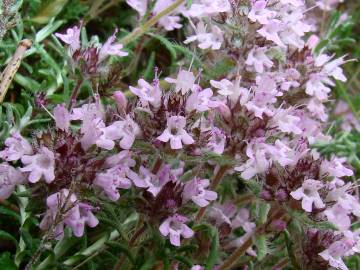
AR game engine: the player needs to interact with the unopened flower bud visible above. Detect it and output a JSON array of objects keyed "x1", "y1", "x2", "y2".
[{"x1": 113, "y1": 91, "x2": 127, "y2": 112}]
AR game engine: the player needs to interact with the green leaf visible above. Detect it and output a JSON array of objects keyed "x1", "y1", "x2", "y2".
[
  {"x1": 148, "y1": 33, "x2": 177, "y2": 61},
  {"x1": 284, "y1": 230, "x2": 301, "y2": 270},
  {"x1": 31, "y1": 0, "x2": 69, "y2": 24},
  {"x1": 0, "y1": 230, "x2": 18, "y2": 247},
  {"x1": 205, "y1": 227, "x2": 219, "y2": 270},
  {"x1": 106, "y1": 241, "x2": 135, "y2": 264},
  {"x1": 254, "y1": 235, "x2": 267, "y2": 261},
  {"x1": 35, "y1": 20, "x2": 64, "y2": 43},
  {"x1": 0, "y1": 252, "x2": 17, "y2": 270},
  {"x1": 0, "y1": 206, "x2": 21, "y2": 222}
]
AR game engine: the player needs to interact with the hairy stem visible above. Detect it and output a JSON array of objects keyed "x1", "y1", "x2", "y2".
[
  {"x1": 120, "y1": 0, "x2": 185, "y2": 46},
  {"x1": 113, "y1": 223, "x2": 147, "y2": 270},
  {"x1": 67, "y1": 78, "x2": 84, "y2": 110}
]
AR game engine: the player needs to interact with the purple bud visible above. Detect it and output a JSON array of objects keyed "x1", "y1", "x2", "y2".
[{"x1": 113, "y1": 91, "x2": 127, "y2": 111}]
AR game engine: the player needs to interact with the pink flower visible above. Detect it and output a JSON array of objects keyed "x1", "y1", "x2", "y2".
[
  {"x1": 153, "y1": 0, "x2": 184, "y2": 31},
  {"x1": 113, "y1": 91, "x2": 128, "y2": 112},
  {"x1": 0, "y1": 163, "x2": 24, "y2": 200},
  {"x1": 96, "y1": 115, "x2": 140, "y2": 150},
  {"x1": 235, "y1": 139, "x2": 294, "y2": 180},
  {"x1": 248, "y1": 0, "x2": 275, "y2": 24},
  {"x1": 208, "y1": 202, "x2": 237, "y2": 226},
  {"x1": 190, "y1": 266, "x2": 204, "y2": 270},
  {"x1": 126, "y1": 0, "x2": 147, "y2": 16},
  {"x1": 186, "y1": 88, "x2": 219, "y2": 112},
  {"x1": 54, "y1": 104, "x2": 70, "y2": 132},
  {"x1": 270, "y1": 108, "x2": 302, "y2": 135},
  {"x1": 290, "y1": 179, "x2": 325, "y2": 212},
  {"x1": 184, "y1": 21, "x2": 223, "y2": 50},
  {"x1": 183, "y1": 178, "x2": 217, "y2": 207},
  {"x1": 159, "y1": 214, "x2": 194, "y2": 246},
  {"x1": 257, "y1": 20, "x2": 285, "y2": 48},
  {"x1": 55, "y1": 25, "x2": 81, "y2": 52},
  {"x1": 185, "y1": 0, "x2": 231, "y2": 17},
  {"x1": 165, "y1": 69, "x2": 196, "y2": 95},
  {"x1": 157, "y1": 116, "x2": 194, "y2": 149},
  {"x1": 206, "y1": 127, "x2": 226, "y2": 154},
  {"x1": 98, "y1": 29, "x2": 128, "y2": 62},
  {"x1": 40, "y1": 189, "x2": 98, "y2": 239},
  {"x1": 245, "y1": 47, "x2": 273, "y2": 73},
  {"x1": 319, "y1": 237, "x2": 355, "y2": 270},
  {"x1": 130, "y1": 78, "x2": 162, "y2": 108},
  {"x1": 20, "y1": 147, "x2": 55, "y2": 183},
  {"x1": 324, "y1": 203, "x2": 351, "y2": 231},
  {"x1": 0, "y1": 132, "x2": 33, "y2": 161},
  {"x1": 305, "y1": 74, "x2": 331, "y2": 101},
  {"x1": 325, "y1": 183, "x2": 360, "y2": 218},
  {"x1": 94, "y1": 166, "x2": 133, "y2": 201},
  {"x1": 321, "y1": 156, "x2": 353, "y2": 181},
  {"x1": 231, "y1": 208, "x2": 256, "y2": 233}
]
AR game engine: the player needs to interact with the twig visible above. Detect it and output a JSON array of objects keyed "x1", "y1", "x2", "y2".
[
  {"x1": 0, "y1": 39, "x2": 32, "y2": 103},
  {"x1": 67, "y1": 78, "x2": 84, "y2": 110}
]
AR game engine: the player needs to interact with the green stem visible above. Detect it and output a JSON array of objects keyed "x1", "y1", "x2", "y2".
[{"x1": 120, "y1": 0, "x2": 185, "y2": 46}]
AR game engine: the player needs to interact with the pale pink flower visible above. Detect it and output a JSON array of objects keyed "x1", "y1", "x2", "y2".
[
  {"x1": 20, "y1": 147, "x2": 55, "y2": 183},
  {"x1": 55, "y1": 25, "x2": 81, "y2": 52},
  {"x1": 305, "y1": 75, "x2": 331, "y2": 101},
  {"x1": 165, "y1": 69, "x2": 196, "y2": 95},
  {"x1": 98, "y1": 29, "x2": 128, "y2": 62},
  {"x1": 248, "y1": 0, "x2": 276, "y2": 24},
  {"x1": 231, "y1": 208, "x2": 256, "y2": 233},
  {"x1": 96, "y1": 115, "x2": 140, "y2": 150},
  {"x1": 245, "y1": 47, "x2": 273, "y2": 73},
  {"x1": 307, "y1": 98, "x2": 328, "y2": 122},
  {"x1": 0, "y1": 163, "x2": 24, "y2": 200},
  {"x1": 324, "y1": 203, "x2": 351, "y2": 231},
  {"x1": 40, "y1": 189, "x2": 98, "y2": 239},
  {"x1": 126, "y1": 0, "x2": 147, "y2": 16},
  {"x1": 321, "y1": 156, "x2": 353, "y2": 183},
  {"x1": 235, "y1": 139, "x2": 294, "y2": 180},
  {"x1": 113, "y1": 91, "x2": 128, "y2": 112},
  {"x1": 207, "y1": 202, "x2": 236, "y2": 226},
  {"x1": 325, "y1": 183, "x2": 360, "y2": 218},
  {"x1": 130, "y1": 78, "x2": 162, "y2": 108},
  {"x1": 183, "y1": 178, "x2": 217, "y2": 207},
  {"x1": 0, "y1": 132, "x2": 33, "y2": 161},
  {"x1": 54, "y1": 104, "x2": 70, "y2": 132},
  {"x1": 270, "y1": 108, "x2": 302, "y2": 135},
  {"x1": 186, "y1": 88, "x2": 219, "y2": 112},
  {"x1": 159, "y1": 214, "x2": 194, "y2": 246},
  {"x1": 94, "y1": 166, "x2": 133, "y2": 201},
  {"x1": 190, "y1": 266, "x2": 204, "y2": 270},
  {"x1": 206, "y1": 127, "x2": 226, "y2": 154},
  {"x1": 290, "y1": 179, "x2": 325, "y2": 212},
  {"x1": 257, "y1": 20, "x2": 285, "y2": 48},
  {"x1": 185, "y1": 0, "x2": 231, "y2": 17},
  {"x1": 153, "y1": 0, "x2": 184, "y2": 31},
  {"x1": 184, "y1": 21, "x2": 223, "y2": 50},
  {"x1": 319, "y1": 237, "x2": 355, "y2": 270},
  {"x1": 157, "y1": 116, "x2": 194, "y2": 149}
]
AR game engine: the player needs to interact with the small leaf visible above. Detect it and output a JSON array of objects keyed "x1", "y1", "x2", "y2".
[
  {"x1": 205, "y1": 227, "x2": 219, "y2": 270},
  {"x1": 0, "y1": 252, "x2": 17, "y2": 270},
  {"x1": 31, "y1": 0, "x2": 69, "y2": 24},
  {"x1": 0, "y1": 230, "x2": 18, "y2": 247}
]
